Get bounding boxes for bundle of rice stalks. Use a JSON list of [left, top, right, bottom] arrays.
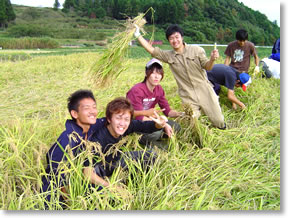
[[89, 9, 154, 86]]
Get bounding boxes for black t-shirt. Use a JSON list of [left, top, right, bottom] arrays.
[[207, 64, 239, 90], [89, 120, 158, 166]]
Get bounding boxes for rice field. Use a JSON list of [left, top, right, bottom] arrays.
[[0, 46, 280, 210]]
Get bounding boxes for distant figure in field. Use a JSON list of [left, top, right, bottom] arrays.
[[126, 58, 182, 147], [224, 29, 260, 74], [134, 24, 226, 129], [207, 64, 252, 110]]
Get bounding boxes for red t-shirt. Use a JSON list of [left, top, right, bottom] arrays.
[[225, 40, 257, 72], [126, 82, 171, 120]]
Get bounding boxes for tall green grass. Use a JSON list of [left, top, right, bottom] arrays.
[[0, 49, 280, 210]]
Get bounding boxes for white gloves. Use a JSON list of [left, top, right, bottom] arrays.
[[134, 24, 141, 38], [254, 66, 259, 74]]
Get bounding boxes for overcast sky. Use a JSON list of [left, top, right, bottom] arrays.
[[10, 0, 281, 26], [239, 0, 281, 26]]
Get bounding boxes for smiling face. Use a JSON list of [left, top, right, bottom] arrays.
[[107, 110, 131, 138], [168, 32, 184, 51], [71, 98, 98, 132]]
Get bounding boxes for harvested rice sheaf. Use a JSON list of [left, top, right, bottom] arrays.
[[89, 13, 149, 86]]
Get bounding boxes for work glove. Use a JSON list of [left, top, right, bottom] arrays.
[[134, 24, 141, 38], [254, 66, 260, 74]]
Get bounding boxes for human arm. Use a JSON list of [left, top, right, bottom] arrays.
[[83, 167, 109, 187], [163, 123, 173, 138], [224, 56, 231, 66], [227, 89, 246, 110], [168, 109, 183, 118], [83, 167, 128, 194], [148, 112, 173, 137], [253, 53, 260, 73], [134, 25, 155, 55], [133, 108, 166, 120]]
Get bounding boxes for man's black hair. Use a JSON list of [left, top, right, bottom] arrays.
[[67, 89, 96, 115], [165, 24, 184, 40], [236, 29, 248, 41]]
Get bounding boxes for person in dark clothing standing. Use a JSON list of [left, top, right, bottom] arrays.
[[207, 64, 252, 110], [83, 97, 171, 189], [41, 89, 105, 208]]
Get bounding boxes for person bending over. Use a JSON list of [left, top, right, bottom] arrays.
[[207, 64, 252, 110]]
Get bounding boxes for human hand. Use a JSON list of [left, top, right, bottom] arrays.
[[232, 103, 237, 110], [108, 183, 133, 200], [210, 49, 219, 61], [179, 112, 185, 117], [164, 123, 173, 138], [134, 24, 141, 38], [168, 110, 184, 118], [146, 108, 165, 118], [240, 103, 246, 110], [254, 66, 259, 74], [149, 111, 168, 128]]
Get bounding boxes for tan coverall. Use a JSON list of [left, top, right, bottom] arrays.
[[152, 44, 225, 128]]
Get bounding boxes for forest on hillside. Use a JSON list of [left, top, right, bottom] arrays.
[[60, 0, 280, 45], [0, 0, 280, 46]]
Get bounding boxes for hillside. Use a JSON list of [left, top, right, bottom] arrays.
[[1, 0, 280, 46], [180, 0, 280, 45], [58, 0, 280, 45]]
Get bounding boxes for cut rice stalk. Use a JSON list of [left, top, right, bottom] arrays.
[[89, 8, 154, 87]]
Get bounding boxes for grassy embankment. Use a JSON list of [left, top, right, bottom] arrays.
[[0, 46, 280, 210]]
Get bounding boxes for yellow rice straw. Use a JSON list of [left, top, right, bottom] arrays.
[[89, 8, 154, 87]]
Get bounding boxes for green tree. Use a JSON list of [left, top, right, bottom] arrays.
[[5, 0, 15, 21], [63, 0, 76, 12], [0, 0, 7, 28], [0, 0, 15, 28], [95, 7, 106, 18], [53, 0, 61, 11]]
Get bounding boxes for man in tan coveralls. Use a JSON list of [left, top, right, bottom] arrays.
[[134, 24, 226, 129]]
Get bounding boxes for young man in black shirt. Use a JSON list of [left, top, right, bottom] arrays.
[[83, 97, 172, 189]]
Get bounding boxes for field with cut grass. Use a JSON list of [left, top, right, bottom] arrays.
[[0, 46, 280, 210]]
